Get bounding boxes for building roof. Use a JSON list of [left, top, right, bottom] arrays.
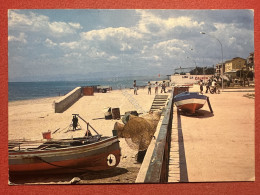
[[232, 57, 246, 60], [224, 57, 246, 64]]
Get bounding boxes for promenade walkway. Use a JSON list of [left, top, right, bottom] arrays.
[[168, 85, 255, 182]]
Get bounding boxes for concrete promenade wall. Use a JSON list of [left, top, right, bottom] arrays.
[[54, 87, 82, 113]]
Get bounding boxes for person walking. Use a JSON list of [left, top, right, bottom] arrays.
[[161, 81, 166, 93], [205, 79, 211, 93], [212, 79, 217, 93], [199, 80, 204, 94], [133, 80, 138, 95], [148, 81, 151, 95], [155, 81, 158, 95]]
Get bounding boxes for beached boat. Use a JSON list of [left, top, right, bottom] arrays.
[[174, 92, 208, 114], [8, 135, 121, 175]]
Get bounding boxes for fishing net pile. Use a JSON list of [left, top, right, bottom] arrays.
[[114, 111, 161, 151]]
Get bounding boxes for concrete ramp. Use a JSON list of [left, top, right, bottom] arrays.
[[54, 87, 82, 113]]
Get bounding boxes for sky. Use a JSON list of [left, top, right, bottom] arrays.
[[8, 9, 254, 82]]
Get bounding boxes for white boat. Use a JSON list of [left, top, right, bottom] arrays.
[[174, 92, 207, 114]]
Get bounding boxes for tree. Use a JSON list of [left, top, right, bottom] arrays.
[[236, 68, 253, 86], [189, 67, 203, 75], [205, 67, 215, 74], [189, 67, 214, 75]]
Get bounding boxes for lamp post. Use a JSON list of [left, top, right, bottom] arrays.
[[200, 32, 224, 91], [190, 48, 206, 82]]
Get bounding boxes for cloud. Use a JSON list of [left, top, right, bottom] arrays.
[[48, 21, 81, 36], [8, 10, 82, 37], [8, 10, 34, 27], [69, 22, 82, 29], [59, 41, 80, 50], [45, 38, 57, 47], [8, 10, 254, 82], [81, 27, 143, 41], [108, 56, 119, 61], [64, 52, 82, 58], [8, 32, 27, 43], [8, 10, 49, 31], [136, 10, 204, 36]]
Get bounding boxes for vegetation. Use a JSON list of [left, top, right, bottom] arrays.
[[189, 67, 215, 75], [236, 68, 254, 87]]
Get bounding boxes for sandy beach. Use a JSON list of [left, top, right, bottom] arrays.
[[8, 87, 160, 184]]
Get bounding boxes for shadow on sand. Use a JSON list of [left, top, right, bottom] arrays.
[[179, 109, 214, 118], [79, 167, 129, 180], [9, 167, 130, 185]]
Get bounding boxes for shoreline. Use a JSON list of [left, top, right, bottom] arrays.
[[8, 76, 169, 102], [8, 87, 136, 103], [8, 86, 159, 104], [8, 84, 255, 102], [8, 85, 255, 109], [8, 96, 59, 105]]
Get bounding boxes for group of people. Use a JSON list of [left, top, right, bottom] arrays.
[[133, 80, 167, 95], [199, 79, 218, 94]]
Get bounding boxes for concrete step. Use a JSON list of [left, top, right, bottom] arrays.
[[155, 95, 168, 98], [149, 95, 169, 112], [152, 102, 166, 105]]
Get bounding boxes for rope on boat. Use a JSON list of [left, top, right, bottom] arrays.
[[34, 156, 96, 172]]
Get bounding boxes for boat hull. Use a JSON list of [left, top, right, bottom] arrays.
[[9, 136, 121, 174], [174, 92, 207, 113]]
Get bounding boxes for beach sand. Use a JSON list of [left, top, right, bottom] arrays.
[[8, 87, 162, 184]]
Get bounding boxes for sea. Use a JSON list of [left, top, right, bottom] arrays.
[[8, 75, 168, 102]]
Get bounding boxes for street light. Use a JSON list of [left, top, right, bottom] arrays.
[[200, 31, 224, 91]]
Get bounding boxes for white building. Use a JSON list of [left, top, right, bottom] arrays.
[[170, 74, 214, 85]]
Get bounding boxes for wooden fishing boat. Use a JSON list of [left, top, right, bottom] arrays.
[[174, 92, 207, 114], [9, 135, 121, 175]]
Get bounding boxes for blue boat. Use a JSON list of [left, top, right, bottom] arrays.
[[174, 92, 207, 114]]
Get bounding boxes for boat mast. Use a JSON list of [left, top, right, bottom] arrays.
[[72, 114, 100, 135]]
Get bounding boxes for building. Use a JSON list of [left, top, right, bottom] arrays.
[[246, 52, 255, 82], [247, 52, 254, 71], [215, 63, 225, 76], [223, 57, 247, 82], [170, 74, 214, 85], [224, 57, 246, 72]]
